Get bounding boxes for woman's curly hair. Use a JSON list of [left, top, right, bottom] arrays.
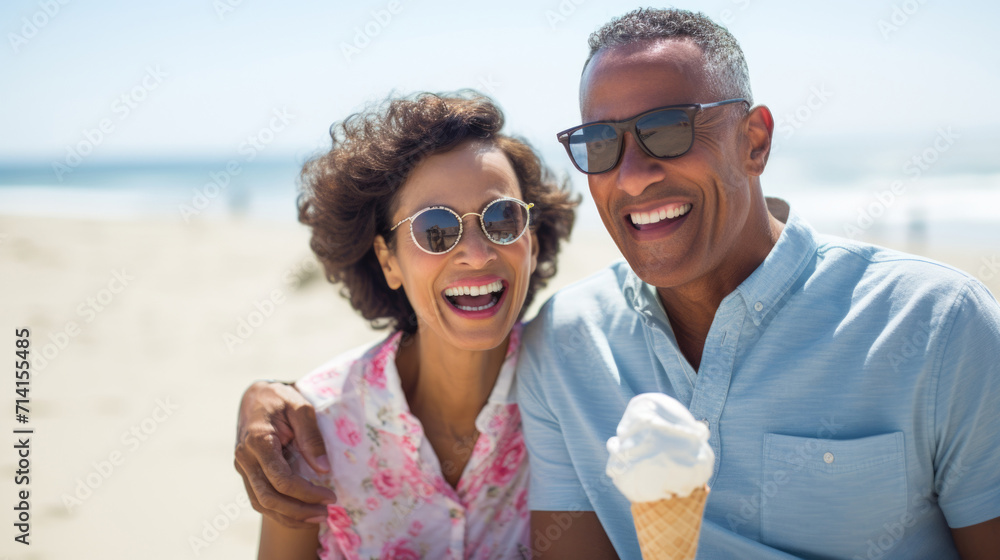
[[298, 91, 579, 334]]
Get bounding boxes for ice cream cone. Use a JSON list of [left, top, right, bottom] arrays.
[[631, 485, 709, 560]]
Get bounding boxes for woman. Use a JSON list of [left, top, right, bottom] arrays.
[[257, 91, 577, 559]]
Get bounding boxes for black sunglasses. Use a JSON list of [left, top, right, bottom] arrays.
[[556, 98, 749, 174]]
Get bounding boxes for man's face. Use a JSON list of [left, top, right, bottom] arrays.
[[580, 39, 754, 290]]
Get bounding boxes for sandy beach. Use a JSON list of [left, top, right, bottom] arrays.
[[0, 213, 996, 559]]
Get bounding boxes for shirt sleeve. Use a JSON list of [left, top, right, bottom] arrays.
[[932, 278, 1000, 528], [515, 319, 593, 512]]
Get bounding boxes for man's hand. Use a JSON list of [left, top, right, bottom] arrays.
[[234, 380, 336, 529]]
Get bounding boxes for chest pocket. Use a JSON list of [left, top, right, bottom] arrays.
[[761, 432, 906, 558]]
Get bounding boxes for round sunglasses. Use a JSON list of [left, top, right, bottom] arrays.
[[389, 197, 534, 255], [556, 98, 749, 174]]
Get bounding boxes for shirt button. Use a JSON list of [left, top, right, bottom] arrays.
[[823, 452, 835, 464], [754, 302, 764, 312]]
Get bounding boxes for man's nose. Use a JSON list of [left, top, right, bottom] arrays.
[[615, 132, 668, 197]]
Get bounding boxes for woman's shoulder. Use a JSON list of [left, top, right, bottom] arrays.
[[295, 331, 403, 411]]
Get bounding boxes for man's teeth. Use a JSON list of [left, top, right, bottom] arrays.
[[443, 280, 504, 297], [630, 203, 692, 226]]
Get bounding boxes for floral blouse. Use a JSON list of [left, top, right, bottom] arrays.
[[292, 324, 530, 560]]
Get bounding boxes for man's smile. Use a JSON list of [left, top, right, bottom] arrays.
[[628, 202, 692, 230]]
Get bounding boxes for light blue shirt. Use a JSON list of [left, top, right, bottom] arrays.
[[516, 211, 1000, 559]]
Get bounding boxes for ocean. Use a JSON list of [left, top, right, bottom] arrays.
[[1, 137, 998, 251]]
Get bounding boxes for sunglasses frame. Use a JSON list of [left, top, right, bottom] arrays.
[[556, 98, 750, 175], [389, 196, 535, 255]]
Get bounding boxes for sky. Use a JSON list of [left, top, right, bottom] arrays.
[[3, 0, 999, 170]]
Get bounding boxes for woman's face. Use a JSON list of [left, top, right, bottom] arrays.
[[375, 140, 538, 351]]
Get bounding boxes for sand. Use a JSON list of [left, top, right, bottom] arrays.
[[0, 213, 995, 559]]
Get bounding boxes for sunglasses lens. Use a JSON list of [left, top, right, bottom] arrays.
[[482, 200, 529, 245], [411, 209, 461, 253], [567, 124, 620, 174], [636, 109, 692, 158]]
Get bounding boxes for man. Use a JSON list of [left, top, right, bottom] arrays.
[[235, 9, 1000, 558]]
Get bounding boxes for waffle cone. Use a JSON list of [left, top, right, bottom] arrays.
[[631, 485, 709, 560]]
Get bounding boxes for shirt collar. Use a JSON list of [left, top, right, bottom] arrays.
[[735, 209, 818, 325], [625, 207, 819, 327], [371, 323, 523, 437]]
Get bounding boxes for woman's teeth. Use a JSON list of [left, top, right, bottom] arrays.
[[629, 203, 692, 226], [443, 280, 503, 297], [454, 299, 498, 312]]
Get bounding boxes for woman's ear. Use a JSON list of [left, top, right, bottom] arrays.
[[373, 235, 403, 290], [529, 230, 540, 276]]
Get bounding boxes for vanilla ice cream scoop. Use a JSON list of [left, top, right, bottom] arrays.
[[606, 393, 714, 502]]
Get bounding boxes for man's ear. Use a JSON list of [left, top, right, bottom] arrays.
[[373, 235, 403, 290], [743, 105, 774, 177]]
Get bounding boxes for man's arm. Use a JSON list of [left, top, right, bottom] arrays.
[[934, 281, 1000, 556], [234, 380, 337, 528], [531, 511, 619, 560], [951, 517, 1000, 560]]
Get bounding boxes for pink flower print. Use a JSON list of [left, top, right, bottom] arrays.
[[516, 488, 529, 517], [335, 417, 362, 447], [372, 469, 401, 499], [407, 519, 423, 537], [507, 324, 522, 357], [488, 410, 507, 432], [365, 496, 379, 511], [400, 455, 423, 484], [400, 435, 417, 454], [400, 412, 422, 435], [326, 506, 353, 530], [334, 527, 362, 559], [365, 344, 392, 389], [473, 435, 491, 458], [381, 538, 420, 560], [487, 430, 525, 486]]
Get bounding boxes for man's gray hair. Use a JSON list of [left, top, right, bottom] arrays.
[[585, 8, 753, 105]]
